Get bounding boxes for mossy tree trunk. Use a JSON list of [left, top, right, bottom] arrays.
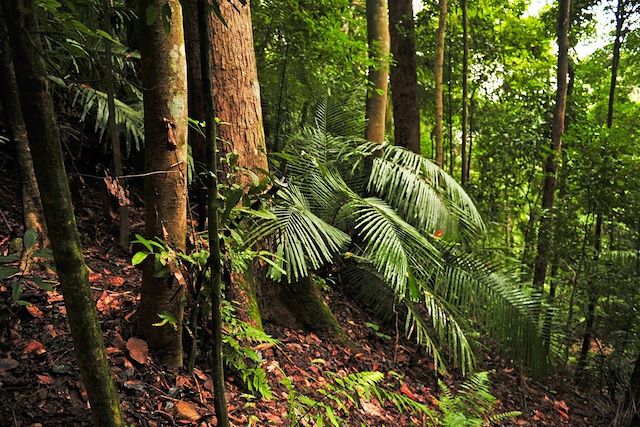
[[0, 19, 46, 240], [365, 0, 390, 144], [388, 0, 420, 154], [138, 0, 188, 369], [1, 0, 123, 425]]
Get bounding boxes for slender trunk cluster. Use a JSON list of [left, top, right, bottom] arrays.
[[460, 0, 469, 185], [365, 0, 390, 143], [1, 0, 123, 424], [137, 0, 188, 368]]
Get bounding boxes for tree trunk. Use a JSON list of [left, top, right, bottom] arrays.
[[434, 0, 447, 166], [447, 39, 454, 175], [388, 0, 420, 153], [365, 0, 390, 143], [210, 0, 267, 328], [467, 91, 474, 181], [607, 0, 624, 129], [0, 21, 45, 239], [531, 0, 571, 291], [197, 1, 229, 424], [1, 1, 123, 424], [103, 0, 129, 248], [460, 0, 469, 185], [182, 0, 208, 229], [621, 351, 640, 425], [138, 0, 188, 369]]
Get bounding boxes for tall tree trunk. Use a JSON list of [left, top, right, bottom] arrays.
[[460, 0, 469, 185], [103, 0, 129, 248], [183, 0, 208, 229], [531, 0, 571, 291], [467, 90, 474, 181], [434, 0, 447, 166], [138, 0, 188, 368], [365, 0, 390, 143], [0, 21, 45, 239], [197, 2, 229, 424], [447, 40, 454, 175], [607, 0, 624, 129], [388, 0, 420, 153], [210, 0, 267, 328], [1, 1, 123, 424]]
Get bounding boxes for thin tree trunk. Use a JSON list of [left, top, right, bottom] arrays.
[[365, 0, 390, 143], [0, 20, 45, 239], [388, 0, 420, 153], [210, 0, 267, 328], [197, 1, 229, 424], [607, 0, 624, 129], [434, 0, 446, 166], [531, 0, 571, 291], [1, 0, 123, 424], [138, 0, 188, 368], [467, 90, 474, 181], [460, 0, 469, 185], [183, 0, 208, 229], [103, 0, 129, 248], [447, 40, 454, 175]]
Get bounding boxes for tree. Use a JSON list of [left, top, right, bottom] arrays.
[[0, 20, 45, 240], [531, 0, 571, 292], [460, 0, 469, 185], [1, 0, 123, 424], [434, 0, 447, 167], [365, 0, 390, 143], [197, 1, 229, 425], [209, 0, 268, 328], [388, 0, 420, 153], [137, 0, 188, 368]]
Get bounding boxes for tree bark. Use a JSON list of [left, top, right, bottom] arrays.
[[210, 0, 267, 328], [460, 0, 469, 185], [103, 0, 129, 248], [365, 0, 390, 143], [607, 0, 625, 129], [183, 0, 208, 229], [531, 0, 571, 291], [1, 1, 123, 425], [621, 351, 640, 425], [434, 0, 447, 166], [197, 1, 229, 424], [138, 0, 188, 368], [388, 0, 420, 153], [0, 20, 45, 239]]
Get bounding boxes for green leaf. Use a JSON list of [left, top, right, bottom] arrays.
[[0, 267, 20, 278], [30, 277, 54, 292], [132, 252, 150, 266], [23, 228, 38, 250], [153, 311, 178, 330]]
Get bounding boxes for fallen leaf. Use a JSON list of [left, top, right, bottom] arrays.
[[88, 272, 102, 283], [360, 398, 383, 417], [124, 380, 145, 392], [37, 374, 55, 385], [24, 340, 46, 355], [0, 357, 19, 372], [126, 337, 149, 364], [108, 276, 125, 286], [96, 291, 113, 313], [103, 176, 131, 207], [174, 400, 200, 421], [400, 382, 418, 400], [26, 305, 43, 318]]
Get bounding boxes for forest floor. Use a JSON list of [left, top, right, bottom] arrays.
[[0, 170, 611, 426]]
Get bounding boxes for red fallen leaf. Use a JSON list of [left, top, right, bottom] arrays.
[[174, 400, 200, 421], [108, 276, 125, 286], [96, 291, 112, 313], [175, 375, 193, 388], [24, 340, 46, 355], [193, 368, 208, 381], [26, 305, 44, 318], [88, 272, 102, 283], [554, 400, 570, 419], [37, 374, 55, 385], [126, 337, 149, 364], [46, 291, 64, 303], [400, 382, 418, 400], [434, 229, 443, 238]]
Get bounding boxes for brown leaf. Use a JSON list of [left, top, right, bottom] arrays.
[[400, 382, 418, 400], [163, 118, 178, 150], [37, 374, 55, 385], [88, 272, 103, 283], [174, 400, 200, 421], [24, 340, 46, 355], [0, 357, 19, 372], [126, 337, 149, 364], [103, 176, 131, 207], [96, 291, 113, 313], [26, 305, 44, 318], [108, 276, 125, 287], [359, 398, 383, 417]]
